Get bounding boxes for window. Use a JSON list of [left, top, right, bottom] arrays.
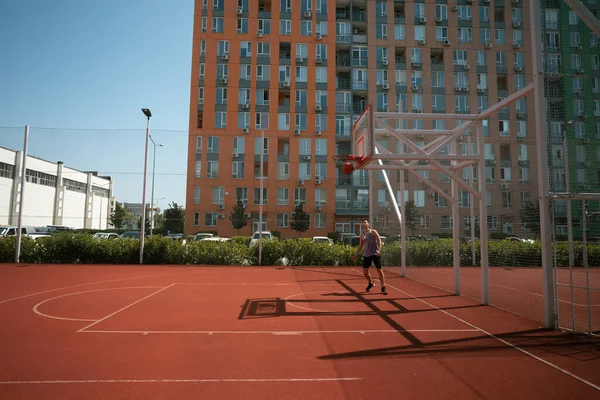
[[194, 212, 200, 226], [194, 186, 200, 204], [280, 19, 291, 35], [277, 213, 289, 228], [212, 17, 224, 33], [257, 42, 270, 56], [253, 188, 268, 205], [277, 162, 290, 180], [254, 136, 269, 155], [301, 20, 312, 36], [212, 186, 225, 205], [255, 112, 269, 129], [240, 41, 252, 57], [232, 161, 245, 179], [277, 188, 289, 205], [278, 113, 290, 130], [256, 65, 270, 81], [215, 111, 227, 128], [238, 112, 250, 129], [237, 18, 248, 34], [206, 161, 219, 178], [205, 213, 217, 227]]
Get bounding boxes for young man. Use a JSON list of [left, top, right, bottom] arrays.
[[352, 218, 387, 295]]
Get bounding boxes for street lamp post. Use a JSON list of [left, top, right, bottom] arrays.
[[149, 136, 163, 236], [140, 108, 152, 264]]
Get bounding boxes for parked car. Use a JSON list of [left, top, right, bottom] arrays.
[[312, 236, 333, 245], [92, 232, 119, 240], [249, 231, 274, 246], [504, 236, 535, 244], [199, 237, 231, 243], [342, 235, 361, 246], [0, 226, 37, 238], [120, 231, 140, 239], [194, 233, 215, 241]]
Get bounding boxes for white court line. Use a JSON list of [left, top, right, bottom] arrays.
[[77, 284, 174, 333], [0, 377, 362, 385], [80, 329, 478, 335], [351, 268, 600, 392], [32, 287, 164, 322], [426, 269, 600, 307], [0, 270, 205, 306]]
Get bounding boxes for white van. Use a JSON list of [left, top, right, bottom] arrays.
[[0, 226, 38, 238]]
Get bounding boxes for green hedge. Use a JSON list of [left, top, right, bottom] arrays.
[[1, 234, 599, 267]]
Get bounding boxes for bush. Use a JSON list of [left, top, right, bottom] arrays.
[[1, 234, 599, 267]]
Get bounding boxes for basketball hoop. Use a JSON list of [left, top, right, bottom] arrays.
[[332, 154, 363, 175]]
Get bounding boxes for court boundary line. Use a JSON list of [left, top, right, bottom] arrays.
[[0, 377, 362, 385], [354, 268, 600, 392], [79, 329, 479, 335], [77, 284, 174, 333]]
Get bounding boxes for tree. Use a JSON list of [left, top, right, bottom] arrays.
[[109, 202, 127, 229], [404, 199, 421, 236], [162, 202, 185, 235], [151, 208, 165, 234], [290, 203, 310, 237], [137, 212, 151, 233], [229, 200, 249, 235], [521, 200, 541, 238]]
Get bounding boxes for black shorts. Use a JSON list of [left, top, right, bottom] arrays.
[[363, 255, 382, 269]]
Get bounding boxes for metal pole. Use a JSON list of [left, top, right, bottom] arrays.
[[451, 140, 460, 295], [149, 136, 157, 236], [258, 131, 264, 266], [468, 138, 476, 265], [563, 128, 576, 331], [583, 208, 593, 334], [399, 170, 406, 277], [140, 117, 151, 264], [15, 126, 29, 263], [477, 121, 489, 305], [531, 0, 556, 328]]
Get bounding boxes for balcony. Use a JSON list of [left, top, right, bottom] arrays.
[[336, 103, 352, 113]]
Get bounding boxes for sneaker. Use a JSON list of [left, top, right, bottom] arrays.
[[365, 282, 374, 292], [381, 287, 387, 295]]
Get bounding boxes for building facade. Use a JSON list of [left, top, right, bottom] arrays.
[[0, 146, 114, 230], [185, 0, 540, 239]]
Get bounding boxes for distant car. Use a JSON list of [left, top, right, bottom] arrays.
[[92, 233, 119, 240], [249, 231, 274, 246], [504, 236, 535, 244], [194, 233, 215, 241], [199, 237, 231, 243], [342, 235, 361, 246], [120, 231, 140, 239], [0, 226, 37, 238], [312, 236, 333, 245]]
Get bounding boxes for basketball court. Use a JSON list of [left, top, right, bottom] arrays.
[[0, 264, 599, 399]]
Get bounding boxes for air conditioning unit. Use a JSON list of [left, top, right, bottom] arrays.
[[256, 32, 263, 38], [282, 81, 290, 87], [296, 57, 304, 63], [489, 160, 496, 165], [518, 160, 527, 166], [436, 17, 443, 23], [454, 86, 462, 92], [513, 44, 521, 49], [416, 134, 425, 139], [220, 78, 228, 85], [419, 16, 427, 23], [218, 214, 225, 219], [584, 185, 591, 191], [517, 112, 526, 118], [484, 0, 490, 3], [466, 0, 473, 3], [514, 66, 523, 72], [218, 204, 225, 210], [463, 64, 470, 70], [412, 62, 421, 68], [297, 180, 304, 185], [452, 6, 459, 11], [221, 54, 229, 60], [315, 206, 321, 211], [245, 213, 252, 218], [303, 155, 311, 161], [315, 105, 322, 111], [236, 7, 243, 14], [293, 129, 301, 135], [517, 137, 524, 142], [382, 83, 390, 90], [576, 68, 584, 74], [412, 85, 419, 91], [462, 86, 470, 92], [419, 39, 426, 45], [232, 153, 239, 158], [575, 45, 583, 51], [485, 43, 492, 49], [428, 191, 435, 197], [500, 183, 508, 190], [443, 39, 451, 46], [316, 34, 322, 40], [303, 11, 312, 18], [477, 86, 485, 93], [315, 178, 322, 184], [457, 135, 465, 141], [583, 138, 590, 144], [242, 103, 249, 109], [382, 59, 389, 66], [512, 0, 519, 3], [512, 21, 521, 29], [316, 57, 323, 64], [242, 128, 250, 134]]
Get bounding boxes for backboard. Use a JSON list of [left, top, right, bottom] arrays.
[[352, 104, 373, 169]]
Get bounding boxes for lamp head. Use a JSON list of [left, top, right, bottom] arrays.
[[141, 108, 152, 118]]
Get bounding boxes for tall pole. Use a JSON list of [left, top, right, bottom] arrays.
[[149, 136, 157, 236], [258, 131, 264, 265], [15, 125, 29, 263], [531, 0, 556, 328], [140, 110, 151, 264]]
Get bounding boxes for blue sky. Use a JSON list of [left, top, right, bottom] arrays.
[[0, 0, 194, 208]]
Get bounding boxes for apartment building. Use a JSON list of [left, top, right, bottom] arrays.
[[186, 0, 539, 239], [544, 0, 600, 239]]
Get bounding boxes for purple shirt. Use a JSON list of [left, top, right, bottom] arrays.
[[363, 230, 379, 257]]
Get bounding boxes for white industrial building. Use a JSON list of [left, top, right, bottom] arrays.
[[0, 146, 115, 230]]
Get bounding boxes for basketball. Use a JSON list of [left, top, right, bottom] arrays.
[[342, 161, 354, 175]]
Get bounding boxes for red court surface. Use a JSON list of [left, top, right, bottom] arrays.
[[1, 264, 599, 400]]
